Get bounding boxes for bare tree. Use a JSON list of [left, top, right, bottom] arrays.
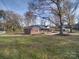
[[5, 11, 22, 32], [64, 0, 79, 33], [26, 0, 79, 35], [0, 10, 5, 18], [26, 0, 64, 35], [0, 10, 6, 31], [0, 10, 22, 32], [24, 1, 38, 27], [50, 0, 65, 35], [25, 11, 36, 26]]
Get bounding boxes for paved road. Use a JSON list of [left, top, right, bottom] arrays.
[[0, 32, 79, 37], [69, 33, 79, 35], [0, 35, 30, 37]]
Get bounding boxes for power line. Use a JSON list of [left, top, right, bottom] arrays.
[[0, 0, 10, 10]]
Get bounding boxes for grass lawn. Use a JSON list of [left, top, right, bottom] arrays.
[[0, 35, 79, 59]]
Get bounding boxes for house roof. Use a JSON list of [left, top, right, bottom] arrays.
[[24, 25, 49, 30]]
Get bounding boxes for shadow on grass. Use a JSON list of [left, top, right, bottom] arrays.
[[55, 33, 70, 36]]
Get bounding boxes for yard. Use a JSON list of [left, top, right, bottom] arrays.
[[0, 35, 79, 59]]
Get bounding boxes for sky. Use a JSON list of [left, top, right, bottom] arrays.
[[0, 0, 49, 25], [0, 0, 79, 16], [0, 0, 32, 15], [0, 0, 79, 24]]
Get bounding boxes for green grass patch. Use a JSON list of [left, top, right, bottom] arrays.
[[0, 35, 79, 59]]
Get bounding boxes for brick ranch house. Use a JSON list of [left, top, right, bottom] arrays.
[[24, 25, 54, 34]]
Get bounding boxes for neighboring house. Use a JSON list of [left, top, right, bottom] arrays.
[[24, 25, 52, 34], [24, 25, 41, 34]]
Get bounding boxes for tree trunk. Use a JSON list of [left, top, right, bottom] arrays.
[[59, 17, 63, 35], [68, 17, 73, 33], [57, 0, 63, 35], [58, 13, 63, 35], [69, 25, 73, 33]]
